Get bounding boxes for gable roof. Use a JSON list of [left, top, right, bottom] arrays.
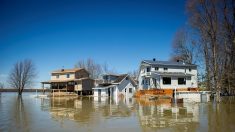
[[52, 68, 86, 74], [113, 74, 128, 83], [142, 60, 197, 67], [113, 74, 137, 86]]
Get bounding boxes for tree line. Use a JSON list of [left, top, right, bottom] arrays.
[[171, 0, 235, 101]]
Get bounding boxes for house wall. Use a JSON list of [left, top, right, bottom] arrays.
[[117, 77, 136, 98], [75, 84, 82, 91], [51, 73, 75, 80], [82, 79, 94, 91], [75, 70, 89, 79], [94, 89, 108, 97], [159, 76, 196, 89]]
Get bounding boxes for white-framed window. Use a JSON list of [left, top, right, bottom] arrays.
[[67, 74, 70, 78], [178, 78, 186, 85], [163, 77, 171, 85], [146, 67, 151, 72], [129, 88, 132, 93]]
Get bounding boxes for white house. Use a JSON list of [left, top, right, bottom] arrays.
[[93, 74, 137, 100], [138, 59, 198, 90]]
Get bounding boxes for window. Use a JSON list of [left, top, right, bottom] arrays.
[[189, 69, 192, 72], [164, 68, 168, 71], [67, 74, 70, 78], [129, 88, 132, 93], [178, 78, 186, 85], [56, 75, 59, 79], [155, 67, 159, 71], [163, 77, 171, 85], [146, 67, 151, 72], [145, 79, 149, 85], [126, 77, 128, 80], [142, 80, 144, 85]]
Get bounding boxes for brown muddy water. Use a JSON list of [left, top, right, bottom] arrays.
[[0, 93, 235, 132]]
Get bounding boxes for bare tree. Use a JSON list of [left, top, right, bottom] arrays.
[[186, 0, 235, 101], [9, 59, 37, 96], [75, 58, 103, 79], [128, 69, 139, 80], [170, 28, 198, 64], [0, 82, 4, 89], [101, 62, 117, 75]]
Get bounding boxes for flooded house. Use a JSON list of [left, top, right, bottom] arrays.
[[138, 59, 198, 90], [93, 74, 137, 100], [41, 68, 94, 95]]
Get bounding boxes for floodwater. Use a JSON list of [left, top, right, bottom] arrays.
[[0, 93, 235, 132]]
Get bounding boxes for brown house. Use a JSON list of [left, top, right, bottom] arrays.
[[41, 68, 94, 95]]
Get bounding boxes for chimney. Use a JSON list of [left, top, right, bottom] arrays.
[[153, 58, 156, 61]]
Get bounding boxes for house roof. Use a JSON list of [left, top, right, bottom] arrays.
[[51, 68, 85, 74], [95, 74, 137, 88], [153, 72, 193, 77], [113, 74, 128, 83], [142, 60, 197, 67]]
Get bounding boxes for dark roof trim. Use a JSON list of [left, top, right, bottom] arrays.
[[142, 60, 197, 67]]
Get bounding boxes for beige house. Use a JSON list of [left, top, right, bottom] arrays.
[[42, 68, 94, 95]]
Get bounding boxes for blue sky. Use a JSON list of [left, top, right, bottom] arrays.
[[0, 0, 187, 87]]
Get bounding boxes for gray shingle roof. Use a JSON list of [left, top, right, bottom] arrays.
[[142, 60, 197, 67]]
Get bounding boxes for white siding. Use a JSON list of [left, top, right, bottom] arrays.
[[117, 78, 136, 98], [51, 73, 75, 80], [138, 63, 198, 90]]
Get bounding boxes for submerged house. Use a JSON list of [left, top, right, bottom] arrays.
[[138, 59, 198, 90], [41, 68, 94, 95], [93, 74, 137, 99]]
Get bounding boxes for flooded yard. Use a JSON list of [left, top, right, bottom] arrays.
[[0, 93, 235, 132]]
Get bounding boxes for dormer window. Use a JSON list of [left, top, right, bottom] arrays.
[[66, 74, 70, 78], [164, 68, 168, 71]]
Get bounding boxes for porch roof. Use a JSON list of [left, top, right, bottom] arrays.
[[41, 77, 90, 84], [153, 72, 193, 77]]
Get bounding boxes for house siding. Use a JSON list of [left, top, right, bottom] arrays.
[[138, 61, 198, 90]]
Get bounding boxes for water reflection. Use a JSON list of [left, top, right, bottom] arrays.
[[40, 96, 201, 131], [136, 98, 199, 131], [41, 97, 134, 124], [6, 96, 31, 132], [1, 94, 235, 131]]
